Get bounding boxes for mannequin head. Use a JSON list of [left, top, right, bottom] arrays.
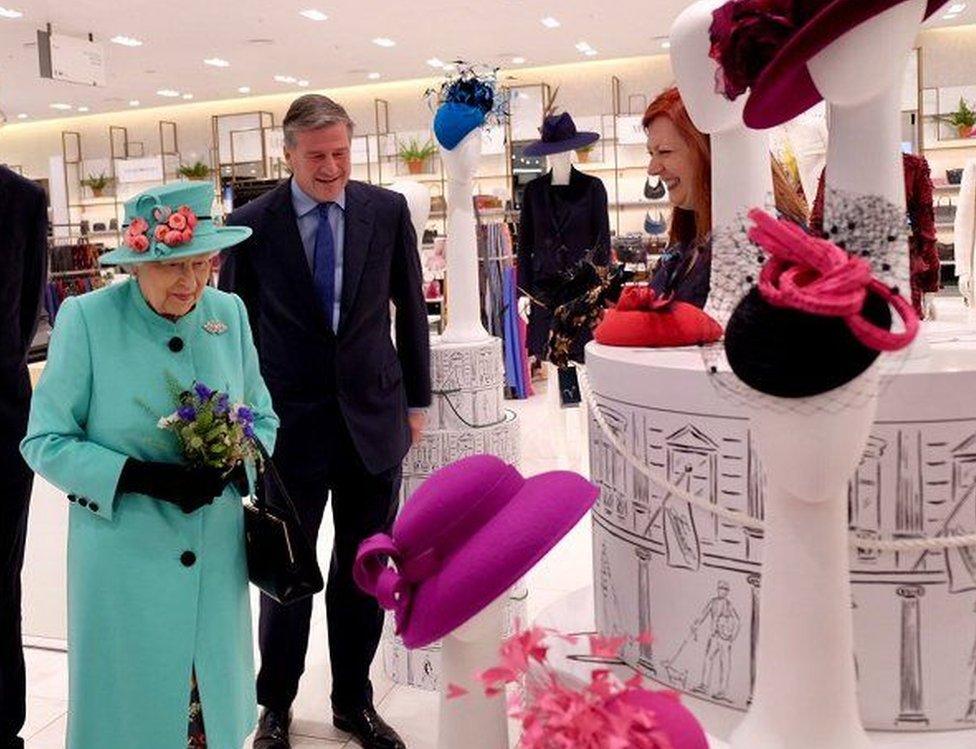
[[548, 150, 575, 184], [388, 180, 432, 241], [670, 0, 747, 134], [440, 127, 482, 181], [807, 0, 925, 106]]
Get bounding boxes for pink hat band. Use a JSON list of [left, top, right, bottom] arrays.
[[354, 464, 526, 632]]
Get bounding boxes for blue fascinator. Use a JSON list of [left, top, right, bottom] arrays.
[[429, 63, 508, 150]]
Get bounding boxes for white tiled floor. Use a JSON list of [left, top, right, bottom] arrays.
[[22, 378, 593, 748]]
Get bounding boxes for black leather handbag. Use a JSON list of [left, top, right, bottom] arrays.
[[243, 443, 324, 605]]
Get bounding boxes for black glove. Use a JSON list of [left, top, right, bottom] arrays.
[[119, 459, 227, 514]]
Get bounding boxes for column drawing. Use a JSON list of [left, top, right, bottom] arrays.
[[895, 431, 925, 570], [746, 431, 766, 522], [896, 585, 928, 726], [636, 547, 656, 675], [747, 573, 761, 704]]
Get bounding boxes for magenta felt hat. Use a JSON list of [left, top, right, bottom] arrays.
[[710, 0, 949, 129], [610, 690, 709, 749], [353, 454, 599, 649]]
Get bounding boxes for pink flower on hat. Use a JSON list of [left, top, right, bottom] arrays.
[[165, 229, 185, 246], [167, 212, 188, 231], [127, 233, 150, 253], [129, 217, 150, 235], [154, 224, 169, 242], [178, 204, 198, 229]]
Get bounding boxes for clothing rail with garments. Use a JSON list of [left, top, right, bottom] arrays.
[[475, 206, 532, 399]]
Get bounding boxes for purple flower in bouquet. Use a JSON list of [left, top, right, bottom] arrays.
[[214, 392, 231, 416], [194, 382, 215, 400], [178, 404, 197, 421], [233, 405, 254, 424]]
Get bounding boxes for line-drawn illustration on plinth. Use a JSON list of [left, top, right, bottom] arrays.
[[689, 580, 741, 703], [896, 584, 928, 726]]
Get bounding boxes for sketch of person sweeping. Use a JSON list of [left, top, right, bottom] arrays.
[[689, 580, 741, 702]]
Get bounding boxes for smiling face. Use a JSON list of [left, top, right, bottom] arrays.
[[646, 115, 702, 212], [135, 253, 216, 318], [285, 123, 351, 203]]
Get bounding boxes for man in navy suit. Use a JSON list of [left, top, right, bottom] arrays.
[[219, 95, 430, 749], [0, 165, 47, 749]]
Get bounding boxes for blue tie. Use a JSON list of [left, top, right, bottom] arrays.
[[312, 202, 336, 331]]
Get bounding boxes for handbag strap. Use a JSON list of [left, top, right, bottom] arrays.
[[253, 440, 307, 534]]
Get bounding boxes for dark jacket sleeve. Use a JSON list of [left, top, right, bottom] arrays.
[[219, 209, 261, 347], [591, 178, 612, 267], [21, 186, 48, 356], [516, 182, 535, 294], [389, 194, 431, 409]]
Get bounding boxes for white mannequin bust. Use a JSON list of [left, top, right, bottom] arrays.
[[388, 180, 431, 243], [439, 128, 490, 343], [548, 150, 574, 186], [670, 0, 773, 227]]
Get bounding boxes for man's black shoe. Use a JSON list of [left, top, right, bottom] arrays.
[[332, 705, 405, 749], [253, 706, 291, 749]]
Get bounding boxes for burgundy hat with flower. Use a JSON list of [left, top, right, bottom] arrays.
[[709, 0, 949, 128], [100, 180, 251, 266]]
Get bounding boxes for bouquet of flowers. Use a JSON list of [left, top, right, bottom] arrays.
[[447, 627, 702, 749], [157, 381, 262, 473]]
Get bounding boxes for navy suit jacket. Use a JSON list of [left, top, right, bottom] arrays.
[[0, 166, 47, 462], [219, 178, 431, 475]]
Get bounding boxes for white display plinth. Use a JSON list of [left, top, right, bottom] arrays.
[[383, 335, 521, 689], [587, 322, 976, 732], [21, 475, 69, 647]]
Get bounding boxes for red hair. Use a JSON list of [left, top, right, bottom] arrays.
[[642, 86, 712, 246]]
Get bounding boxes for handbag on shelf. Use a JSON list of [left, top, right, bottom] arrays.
[[947, 168, 964, 185], [934, 198, 956, 223], [243, 442, 324, 605]]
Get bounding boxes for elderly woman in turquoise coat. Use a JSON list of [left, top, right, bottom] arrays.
[[21, 182, 279, 749]]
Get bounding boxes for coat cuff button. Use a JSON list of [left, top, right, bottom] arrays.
[[89, 502, 100, 513], [78, 498, 89, 508], [67, 494, 77, 502]]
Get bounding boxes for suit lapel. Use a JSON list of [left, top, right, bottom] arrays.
[[339, 181, 374, 333], [267, 179, 331, 333]]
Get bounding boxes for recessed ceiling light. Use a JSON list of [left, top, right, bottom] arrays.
[[110, 35, 142, 47], [297, 79, 309, 87], [575, 41, 592, 52], [156, 89, 180, 97], [541, 16, 560, 28], [299, 9, 328, 21], [512, 56, 526, 64], [947, 2, 966, 12], [584, 49, 598, 56], [274, 74, 297, 83], [17, 113, 28, 119], [943, 11, 960, 18], [661, 40, 671, 49], [182, 93, 194, 100], [372, 37, 395, 47], [129, 100, 140, 107], [426, 57, 445, 68], [0, 5, 23, 18], [238, 86, 251, 93], [204, 57, 230, 67], [49, 103, 72, 110], [77, 106, 90, 112], [368, 72, 381, 80]]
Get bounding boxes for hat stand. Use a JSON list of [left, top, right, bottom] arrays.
[[730, 4, 926, 747], [437, 594, 508, 749], [439, 128, 491, 344], [669, 0, 774, 326]]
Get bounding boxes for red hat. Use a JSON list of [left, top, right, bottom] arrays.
[[594, 286, 723, 348], [709, 0, 949, 129]]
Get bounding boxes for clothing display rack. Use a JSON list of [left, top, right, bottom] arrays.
[[475, 202, 532, 399], [45, 240, 109, 324]]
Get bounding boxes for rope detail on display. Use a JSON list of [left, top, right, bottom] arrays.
[[431, 388, 512, 429], [576, 365, 976, 554]]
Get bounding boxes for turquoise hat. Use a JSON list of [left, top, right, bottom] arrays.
[[100, 181, 251, 266]]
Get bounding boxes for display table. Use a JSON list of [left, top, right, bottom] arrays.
[[586, 321, 976, 732]]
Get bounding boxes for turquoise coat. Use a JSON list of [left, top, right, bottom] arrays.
[[21, 279, 279, 749]]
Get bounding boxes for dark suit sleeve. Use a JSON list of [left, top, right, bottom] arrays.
[[20, 187, 48, 356], [218, 211, 261, 347], [591, 179, 611, 267], [516, 183, 535, 294], [390, 194, 431, 408]]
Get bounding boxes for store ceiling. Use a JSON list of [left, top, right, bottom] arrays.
[[1, 0, 973, 123]]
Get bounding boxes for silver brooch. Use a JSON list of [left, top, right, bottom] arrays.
[[203, 319, 228, 335]]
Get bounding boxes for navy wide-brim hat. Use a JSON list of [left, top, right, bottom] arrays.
[[733, 0, 950, 128], [523, 112, 600, 157]]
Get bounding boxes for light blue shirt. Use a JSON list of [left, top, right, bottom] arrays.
[[291, 178, 345, 331]]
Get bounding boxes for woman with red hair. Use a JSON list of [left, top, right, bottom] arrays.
[[644, 86, 807, 307]]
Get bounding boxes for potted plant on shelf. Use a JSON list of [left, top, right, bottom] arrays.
[[178, 161, 211, 179], [397, 137, 437, 174], [575, 143, 596, 163], [81, 172, 113, 198], [937, 97, 976, 139]]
